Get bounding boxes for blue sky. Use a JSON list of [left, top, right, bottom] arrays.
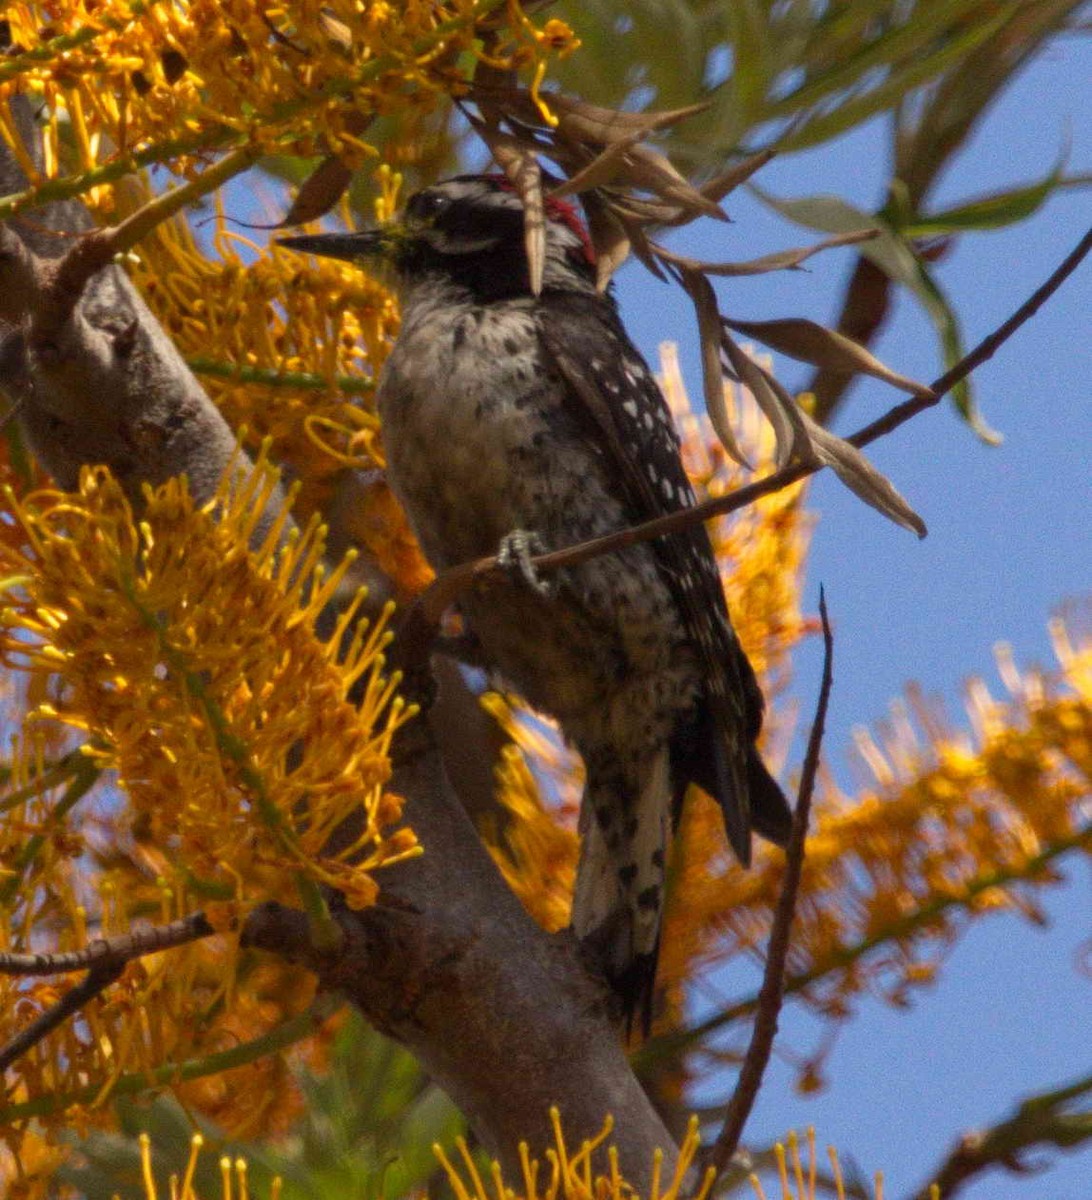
[[612, 32, 1091, 1200]]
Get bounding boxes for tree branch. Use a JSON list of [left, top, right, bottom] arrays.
[[0, 913, 220, 1073], [407, 222, 1092, 639], [0, 96, 286, 534], [242, 715, 680, 1183], [909, 1072, 1092, 1200], [0, 963, 124, 1073], [638, 819, 1092, 1072], [701, 590, 833, 1186], [0, 911, 217, 977]]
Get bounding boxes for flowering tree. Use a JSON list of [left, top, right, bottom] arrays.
[[0, 3, 1088, 1198]]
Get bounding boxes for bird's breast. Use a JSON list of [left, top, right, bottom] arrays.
[[377, 302, 565, 566]]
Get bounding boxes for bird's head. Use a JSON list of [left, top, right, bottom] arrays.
[[278, 174, 598, 302]]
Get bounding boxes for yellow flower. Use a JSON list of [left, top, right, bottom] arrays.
[[538, 19, 581, 59], [0, 454, 416, 1138], [436, 1111, 714, 1200], [0, 2, 574, 194], [0, 458, 418, 906], [436, 1113, 907, 1200]]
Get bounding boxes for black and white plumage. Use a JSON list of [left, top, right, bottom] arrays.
[[280, 176, 792, 1031]]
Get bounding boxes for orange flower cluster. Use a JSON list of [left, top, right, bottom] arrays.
[[437, 1113, 903, 1200], [0, 457, 414, 1142], [0, 1, 576, 201], [481, 692, 580, 934], [22, 1114, 902, 1200], [652, 615, 1092, 1093]]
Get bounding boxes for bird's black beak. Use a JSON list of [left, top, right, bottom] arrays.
[[276, 229, 393, 263]]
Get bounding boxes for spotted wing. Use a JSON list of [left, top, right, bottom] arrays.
[[536, 290, 769, 862]]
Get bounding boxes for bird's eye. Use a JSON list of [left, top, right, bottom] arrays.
[[407, 191, 449, 221]]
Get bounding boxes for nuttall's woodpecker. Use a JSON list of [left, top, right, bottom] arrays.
[[280, 175, 792, 1031]]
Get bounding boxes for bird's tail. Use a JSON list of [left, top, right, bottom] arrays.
[[571, 749, 672, 1036], [747, 744, 793, 846], [676, 700, 794, 863]]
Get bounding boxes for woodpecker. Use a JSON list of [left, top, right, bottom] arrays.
[[281, 176, 792, 1031]]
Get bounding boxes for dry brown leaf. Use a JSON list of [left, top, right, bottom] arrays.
[[516, 156, 546, 297], [654, 230, 878, 277], [469, 87, 710, 143], [722, 331, 925, 534], [478, 128, 545, 295], [804, 417, 927, 537], [623, 144, 727, 221], [551, 94, 710, 142], [720, 332, 809, 470], [726, 316, 935, 398], [700, 149, 777, 202], [612, 194, 689, 224], [680, 269, 749, 467], [618, 213, 667, 282], [548, 135, 643, 197], [283, 156, 353, 225], [650, 150, 777, 227], [582, 191, 631, 292]]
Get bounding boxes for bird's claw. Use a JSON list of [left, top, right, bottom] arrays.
[[497, 529, 552, 597]]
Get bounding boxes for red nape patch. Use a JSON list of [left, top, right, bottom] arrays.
[[545, 195, 596, 266], [487, 173, 596, 266]]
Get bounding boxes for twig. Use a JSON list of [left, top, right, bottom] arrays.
[[848, 223, 1092, 451], [0, 994, 343, 1123], [0, 963, 122, 1072], [407, 224, 1092, 637], [0, 912, 217, 1072], [31, 145, 259, 343], [0, 911, 217, 976], [910, 1071, 1092, 1200], [186, 356, 376, 395], [699, 588, 834, 1188], [636, 819, 1092, 1071]]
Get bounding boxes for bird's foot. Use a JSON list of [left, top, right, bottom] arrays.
[[497, 528, 552, 597]]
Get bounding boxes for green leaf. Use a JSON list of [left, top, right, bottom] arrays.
[[746, 187, 877, 234], [780, 6, 1016, 149], [725, 0, 770, 123], [747, 186, 921, 285], [749, 185, 1002, 441], [901, 154, 1071, 236], [769, 0, 1009, 121], [725, 316, 933, 397], [912, 256, 1002, 444]]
